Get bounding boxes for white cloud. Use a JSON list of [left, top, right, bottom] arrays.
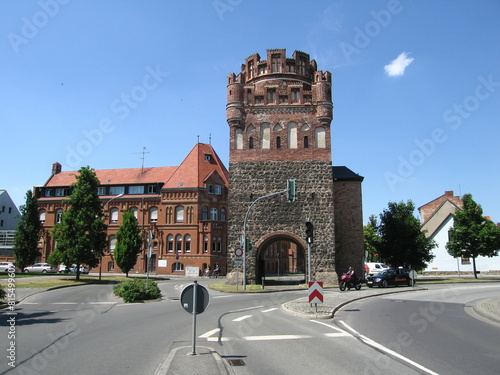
[[384, 52, 414, 77]]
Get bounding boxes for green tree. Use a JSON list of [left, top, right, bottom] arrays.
[[14, 190, 42, 270], [363, 214, 381, 262], [115, 211, 144, 277], [377, 200, 436, 270], [50, 167, 108, 280], [446, 194, 500, 279]]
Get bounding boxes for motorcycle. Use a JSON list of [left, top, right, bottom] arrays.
[[339, 273, 362, 291]]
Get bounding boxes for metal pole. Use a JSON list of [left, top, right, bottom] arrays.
[[243, 188, 289, 291], [191, 280, 198, 355], [307, 242, 311, 283]]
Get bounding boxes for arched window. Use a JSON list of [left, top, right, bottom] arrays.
[[149, 207, 158, 223], [304, 136, 309, 149], [235, 129, 243, 150], [172, 262, 184, 272], [220, 208, 226, 221], [203, 236, 209, 253], [288, 122, 298, 148], [176, 234, 182, 253], [130, 207, 138, 219], [260, 123, 270, 149], [276, 136, 281, 149], [55, 209, 63, 224], [167, 234, 174, 252], [210, 208, 218, 221], [175, 206, 184, 223], [109, 236, 117, 253], [249, 136, 254, 149], [184, 234, 191, 252], [315, 127, 326, 148], [39, 210, 46, 223], [110, 208, 119, 223], [202, 207, 208, 220], [273, 124, 283, 132]]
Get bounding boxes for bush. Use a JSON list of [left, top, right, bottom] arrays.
[[0, 284, 5, 300], [113, 279, 161, 303]]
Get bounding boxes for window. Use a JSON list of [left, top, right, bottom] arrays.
[[304, 136, 309, 148], [315, 127, 326, 148], [220, 208, 226, 221], [214, 185, 222, 195], [45, 189, 53, 197], [291, 89, 300, 103], [184, 235, 191, 252], [55, 188, 66, 197], [248, 60, 254, 79], [288, 122, 298, 148], [246, 89, 252, 104], [110, 208, 119, 223], [172, 262, 184, 272], [260, 123, 270, 149], [255, 96, 264, 104], [150, 207, 158, 222], [130, 207, 138, 219], [167, 234, 174, 252], [271, 54, 281, 73], [208, 185, 214, 194], [202, 207, 208, 220], [249, 137, 254, 149], [39, 210, 46, 223], [129, 186, 144, 194], [98, 187, 107, 195], [175, 206, 184, 222], [217, 237, 222, 253], [176, 235, 182, 252], [267, 89, 276, 104], [276, 136, 281, 149], [210, 208, 218, 221], [203, 236, 209, 253], [148, 185, 157, 193], [279, 95, 288, 104], [235, 129, 243, 150], [204, 154, 212, 162], [109, 236, 117, 253], [108, 261, 114, 271], [110, 186, 125, 195], [55, 209, 63, 224]]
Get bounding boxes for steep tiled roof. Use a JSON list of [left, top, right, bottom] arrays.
[[43, 143, 228, 189], [164, 143, 229, 189]]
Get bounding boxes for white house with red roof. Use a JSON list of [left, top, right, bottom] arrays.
[[419, 191, 500, 274], [35, 143, 229, 276]]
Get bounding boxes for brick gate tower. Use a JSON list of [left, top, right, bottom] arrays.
[[227, 49, 364, 285]]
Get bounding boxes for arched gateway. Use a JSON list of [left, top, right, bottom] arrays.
[[227, 49, 364, 285]]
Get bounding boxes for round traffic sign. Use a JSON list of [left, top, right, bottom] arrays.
[[409, 270, 417, 280], [180, 282, 210, 314], [234, 247, 243, 257]]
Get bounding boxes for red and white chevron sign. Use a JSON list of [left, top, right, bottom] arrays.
[[308, 281, 324, 303]]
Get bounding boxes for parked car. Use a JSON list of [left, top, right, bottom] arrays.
[[364, 262, 391, 276], [23, 263, 57, 273], [58, 264, 89, 274], [366, 268, 415, 288], [0, 262, 21, 273]]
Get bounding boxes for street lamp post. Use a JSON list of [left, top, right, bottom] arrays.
[[100, 193, 124, 280]]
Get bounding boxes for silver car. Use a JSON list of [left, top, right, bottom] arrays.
[[23, 263, 57, 273], [0, 262, 20, 273]]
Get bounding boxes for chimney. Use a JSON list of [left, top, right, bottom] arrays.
[[52, 162, 62, 175]]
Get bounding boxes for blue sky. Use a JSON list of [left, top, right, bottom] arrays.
[[1, 0, 499, 224]]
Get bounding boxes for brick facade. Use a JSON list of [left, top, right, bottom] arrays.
[[227, 49, 364, 284]]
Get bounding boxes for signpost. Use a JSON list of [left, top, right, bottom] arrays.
[[180, 281, 210, 355], [308, 281, 324, 304]]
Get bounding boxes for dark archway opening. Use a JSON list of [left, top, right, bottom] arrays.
[[255, 236, 305, 285]]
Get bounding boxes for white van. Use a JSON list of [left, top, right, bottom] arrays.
[[365, 262, 390, 276]]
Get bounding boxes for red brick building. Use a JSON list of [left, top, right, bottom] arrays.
[[35, 143, 228, 276]]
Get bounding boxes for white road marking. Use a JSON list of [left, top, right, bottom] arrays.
[[261, 307, 278, 313], [199, 328, 220, 338], [339, 320, 440, 375], [233, 315, 252, 322]]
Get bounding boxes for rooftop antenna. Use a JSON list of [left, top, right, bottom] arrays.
[[133, 147, 150, 173], [209, 133, 212, 145], [197, 135, 200, 143]]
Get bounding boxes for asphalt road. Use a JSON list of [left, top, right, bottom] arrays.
[[334, 283, 500, 375], [2, 280, 499, 374]]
